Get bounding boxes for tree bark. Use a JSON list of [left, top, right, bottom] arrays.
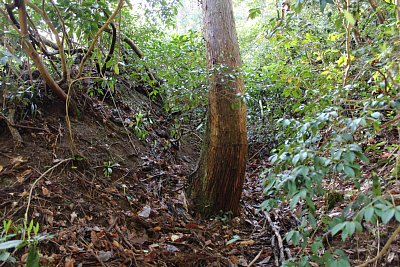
[[188, 0, 248, 217], [368, 0, 386, 24]]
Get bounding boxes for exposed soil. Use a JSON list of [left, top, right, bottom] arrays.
[[1, 80, 399, 266], [0, 82, 276, 267]]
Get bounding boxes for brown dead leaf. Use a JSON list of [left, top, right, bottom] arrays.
[[43, 209, 54, 225], [229, 255, 239, 264], [112, 240, 121, 248], [21, 253, 28, 263], [65, 257, 75, 267], [20, 191, 29, 197], [10, 156, 27, 167], [42, 186, 49, 196], [16, 169, 32, 183], [153, 226, 162, 231], [0, 165, 3, 173], [185, 223, 205, 230], [237, 240, 255, 246], [91, 231, 99, 246]]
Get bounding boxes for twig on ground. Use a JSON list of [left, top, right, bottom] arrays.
[[264, 211, 285, 264], [249, 144, 268, 161], [248, 248, 263, 267], [79, 237, 108, 267], [24, 158, 72, 223], [356, 224, 400, 267]]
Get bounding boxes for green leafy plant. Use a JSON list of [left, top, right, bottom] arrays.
[[0, 219, 52, 265], [103, 161, 120, 177]]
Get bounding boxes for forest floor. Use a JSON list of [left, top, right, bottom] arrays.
[[1, 81, 399, 266]]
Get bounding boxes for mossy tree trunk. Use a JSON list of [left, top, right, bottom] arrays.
[[188, 0, 248, 217]]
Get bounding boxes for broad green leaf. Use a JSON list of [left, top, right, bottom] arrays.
[[292, 231, 301, 246], [343, 11, 356, 26], [395, 209, 400, 222], [343, 165, 355, 178], [311, 240, 323, 254], [226, 235, 241, 245], [381, 208, 395, 224], [355, 152, 369, 163], [336, 163, 344, 172], [292, 154, 301, 165], [320, 0, 327, 12], [248, 8, 261, 19], [290, 193, 301, 209], [372, 176, 382, 196], [343, 152, 356, 162], [364, 206, 375, 222], [341, 228, 348, 241], [0, 240, 24, 250], [354, 221, 363, 232], [371, 112, 382, 119], [309, 214, 317, 228], [374, 203, 389, 210], [331, 222, 346, 236], [333, 150, 342, 160], [337, 258, 351, 267], [0, 251, 11, 262], [300, 151, 308, 161], [114, 64, 120, 75], [285, 230, 294, 242], [26, 246, 40, 267], [345, 222, 355, 237]]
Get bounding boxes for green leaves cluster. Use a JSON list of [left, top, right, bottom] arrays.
[[245, 0, 400, 264], [0, 219, 52, 266]]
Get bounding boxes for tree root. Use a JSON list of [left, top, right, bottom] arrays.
[[0, 109, 23, 147]]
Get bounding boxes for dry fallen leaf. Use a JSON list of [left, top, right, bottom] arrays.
[[237, 240, 255, 246], [166, 244, 179, 252], [185, 223, 205, 230], [0, 165, 3, 173], [10, 156, 27, 167], [112, 240, 121, 248], [16, 169, 32, 183], [42, 186, 49, 196], [138, 205, 151, 218], [170, 234, 182, 242], [20, 191, 29, 197], [98, 251, 113, 261], [153, 226, 162, 231], [70, 211, 78, 223], [65, 257, 75, 267]]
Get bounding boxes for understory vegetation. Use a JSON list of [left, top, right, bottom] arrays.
[[1, 0, 400, 266]]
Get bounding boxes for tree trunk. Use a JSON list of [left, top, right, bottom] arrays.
[[188, 0, 248, 217]]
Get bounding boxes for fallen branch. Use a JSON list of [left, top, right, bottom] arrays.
[[24, 158, 72, 224], [248, 248, 263, 267], [264, 211, 286, 264], [356, 224, 400, 267]]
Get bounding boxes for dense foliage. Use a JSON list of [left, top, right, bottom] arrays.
[[241, 0, 400, 265]]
